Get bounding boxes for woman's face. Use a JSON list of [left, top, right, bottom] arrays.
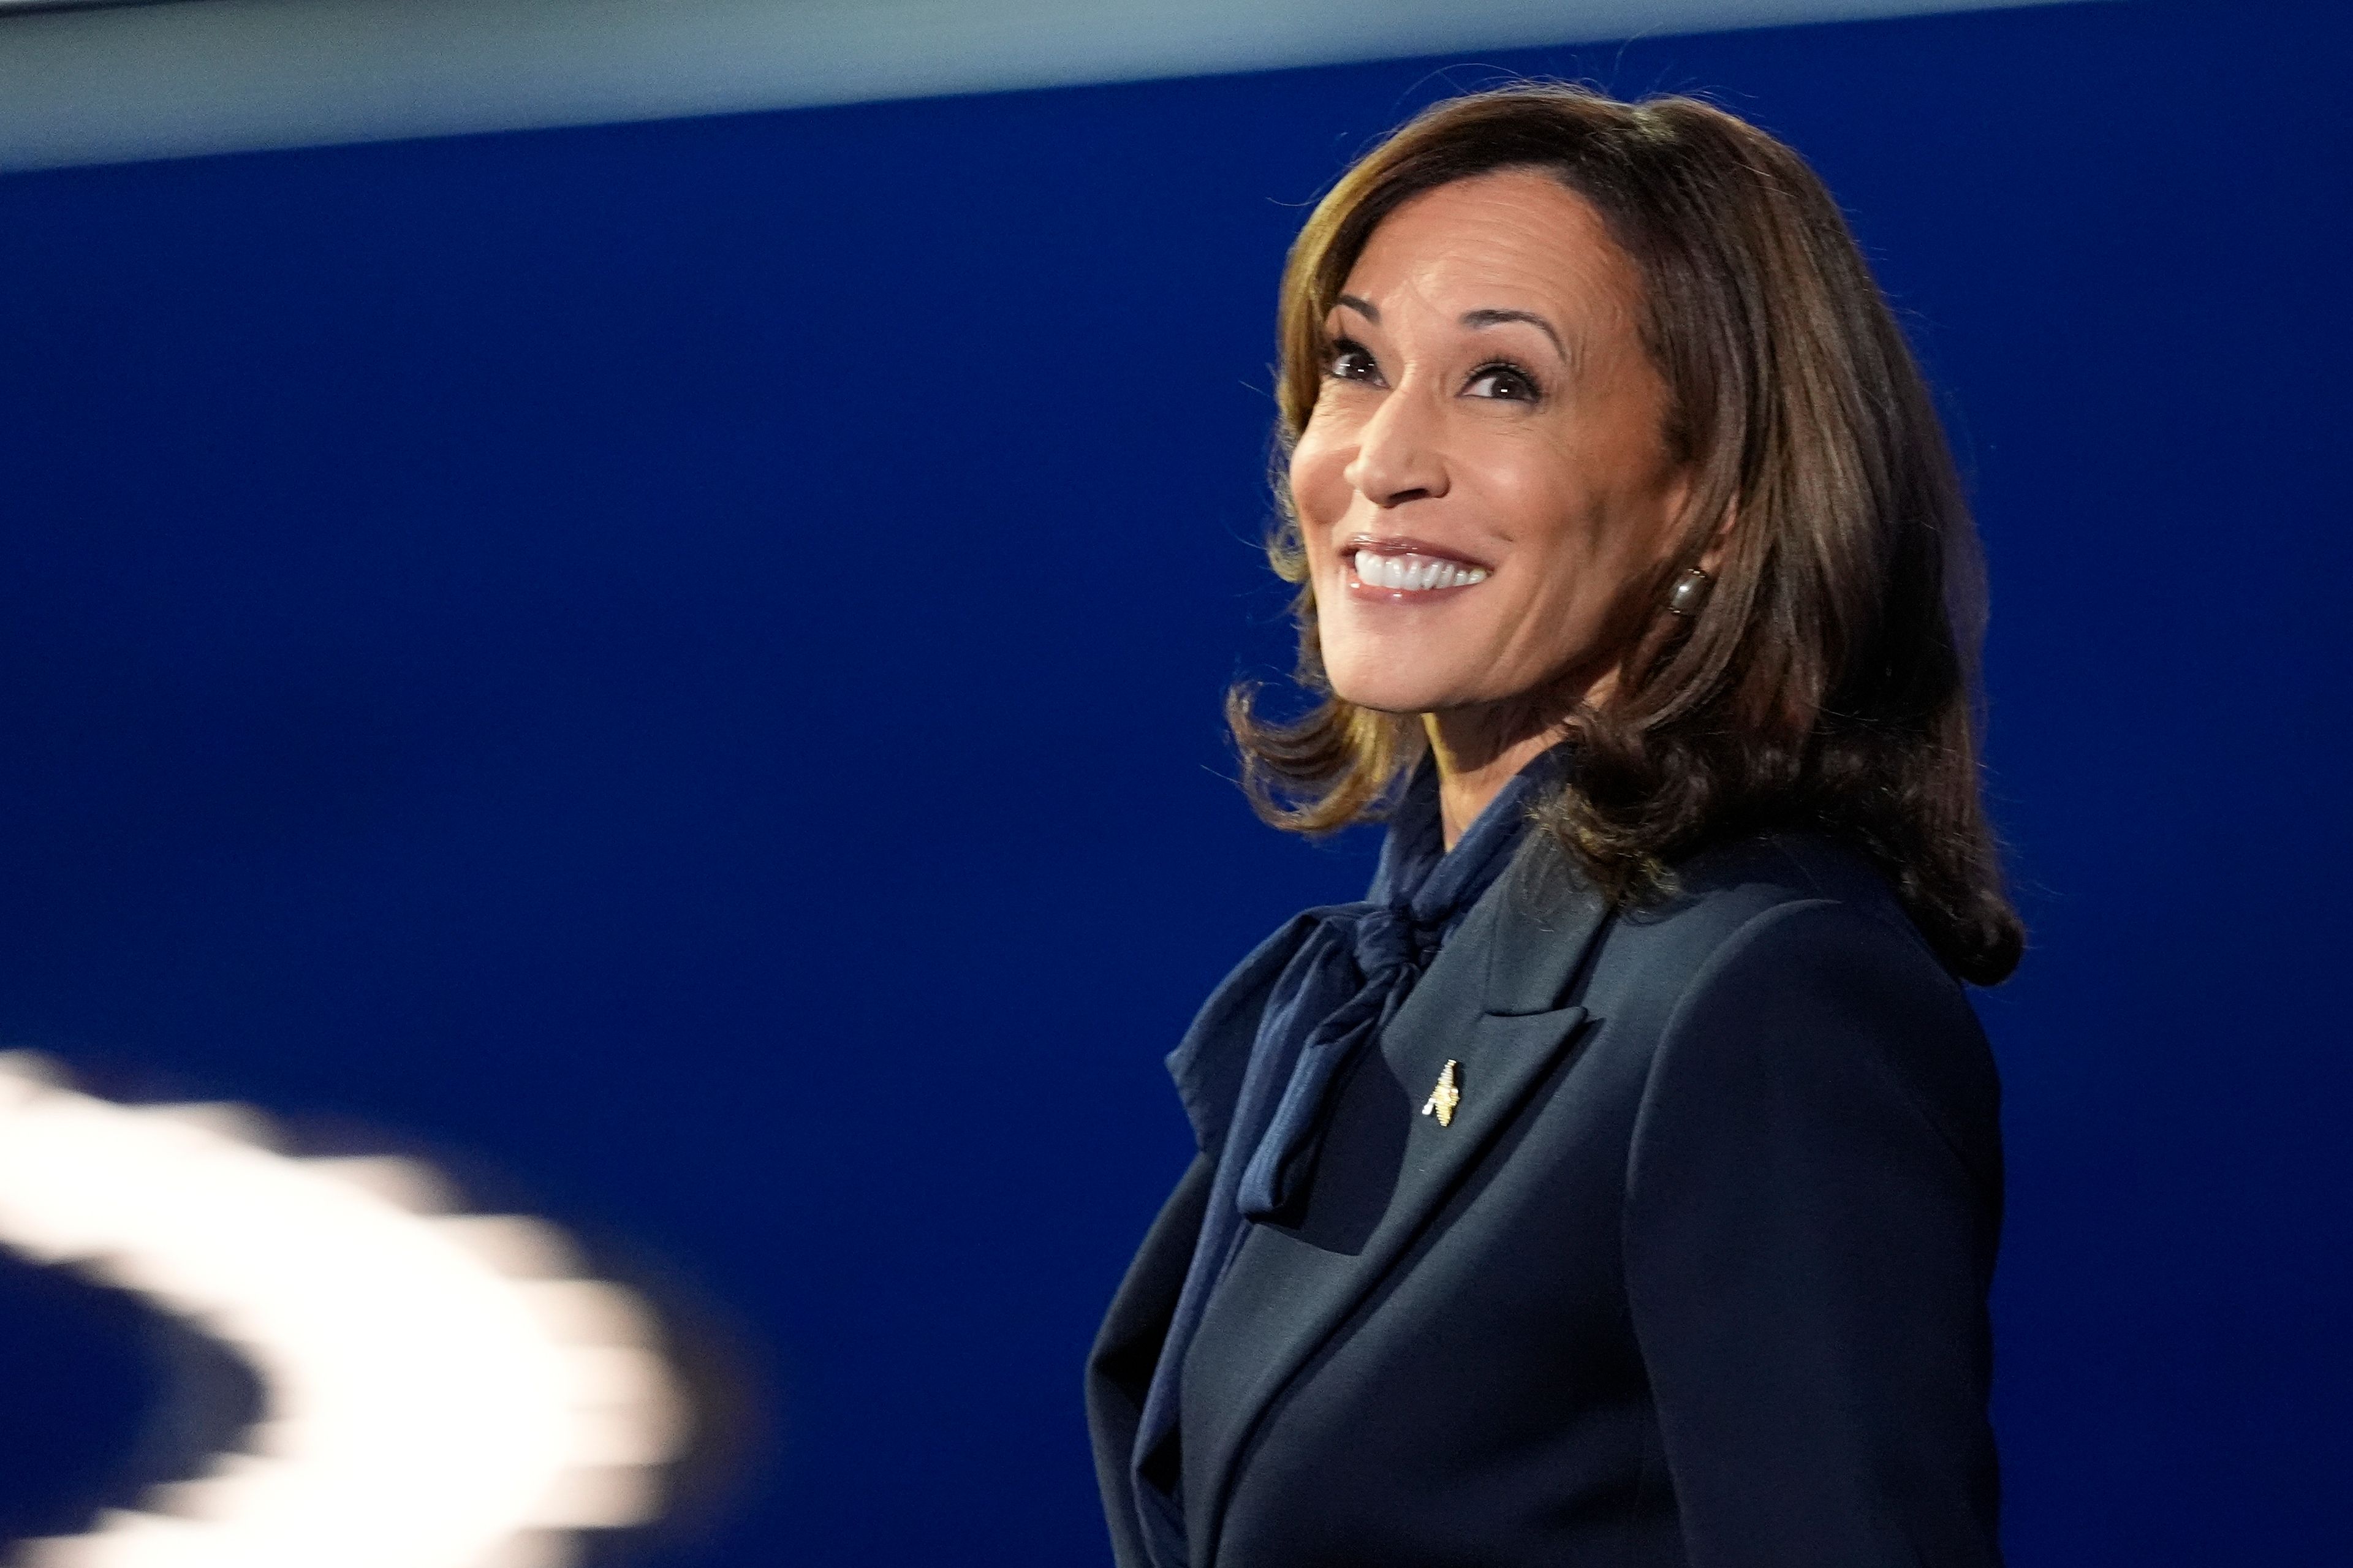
[[1290, 169, 1693, 720]]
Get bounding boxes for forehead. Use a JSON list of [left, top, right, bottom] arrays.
[[1339, 169, 1640, 325]]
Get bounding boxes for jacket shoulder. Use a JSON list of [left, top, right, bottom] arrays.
[[1608, 849, 2006, 1564], [1537, 831, 1995, 1148], [1495, 830, 1942, 1019], [1639, 831, 1939, 968], [1597, 835, 2000, 1197]]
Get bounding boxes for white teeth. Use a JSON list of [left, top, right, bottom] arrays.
[[1354, 551, 1488, 591]]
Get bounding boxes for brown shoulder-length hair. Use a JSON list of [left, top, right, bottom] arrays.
[[1227, 83, 2023, 985]]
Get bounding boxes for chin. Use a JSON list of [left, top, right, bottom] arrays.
[[1322, 653, 1470, 717], [1316, 594, 1515, 716]]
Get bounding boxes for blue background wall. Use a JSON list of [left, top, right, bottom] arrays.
[[0, 0, 2346, 1560]]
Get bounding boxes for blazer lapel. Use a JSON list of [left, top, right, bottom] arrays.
[[1187, 844, 1612, 1558]]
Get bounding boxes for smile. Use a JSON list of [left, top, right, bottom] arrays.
[[1345, 540, 1491, 594]]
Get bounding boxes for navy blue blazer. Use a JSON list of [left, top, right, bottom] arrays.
[[1088, 832, 2003, 1567]]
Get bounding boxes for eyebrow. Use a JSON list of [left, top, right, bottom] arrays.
[[1330, 296, 1570, 361], [1461, 307, 1567, 358]]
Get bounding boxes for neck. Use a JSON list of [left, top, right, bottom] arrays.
[[1422, 702, 1574, 850]]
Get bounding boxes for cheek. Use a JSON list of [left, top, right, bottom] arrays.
[[1480, 423, 1669, 581], [1287, 415, 1356, 527], [1287, 445, 1349, 580], [1467, 434, 1598, 564]]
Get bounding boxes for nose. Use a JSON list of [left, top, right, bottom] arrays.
[[1342, 382, 1449, 507]]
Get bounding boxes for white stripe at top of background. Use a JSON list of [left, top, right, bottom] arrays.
[[0, 0, 2104, 173]]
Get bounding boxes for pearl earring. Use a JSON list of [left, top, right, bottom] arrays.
[[1666, 567, 1713, 616]]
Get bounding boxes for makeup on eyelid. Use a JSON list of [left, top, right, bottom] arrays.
[[1323, 338, 1550, 402]]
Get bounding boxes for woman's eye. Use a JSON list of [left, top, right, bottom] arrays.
[[1466, 363, 1540, 402], [1327, 339, 1381, 384]]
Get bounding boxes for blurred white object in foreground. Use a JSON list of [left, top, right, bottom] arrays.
[[0, 1053, 688, 1568]]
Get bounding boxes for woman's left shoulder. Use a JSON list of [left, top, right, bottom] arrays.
[[1654, 834, 1998, 1173], [1552, 831, 1999, 1170], [1617, 833, 1957, 989], [1574, 833, 1972, 1023]]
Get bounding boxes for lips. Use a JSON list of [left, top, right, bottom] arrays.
[[1344, 536, 1491, 594]]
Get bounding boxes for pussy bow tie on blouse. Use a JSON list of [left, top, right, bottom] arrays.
[[1129, 749, 1557, 1568], [1237, 889, 1469, 1218]]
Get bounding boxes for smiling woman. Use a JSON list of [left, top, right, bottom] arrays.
[[1089, 85, 2020, 1568], [1292, 170, 1692, 812]]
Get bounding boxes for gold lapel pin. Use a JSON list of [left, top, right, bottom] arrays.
[[1420, 1059, 1461, 1127]]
